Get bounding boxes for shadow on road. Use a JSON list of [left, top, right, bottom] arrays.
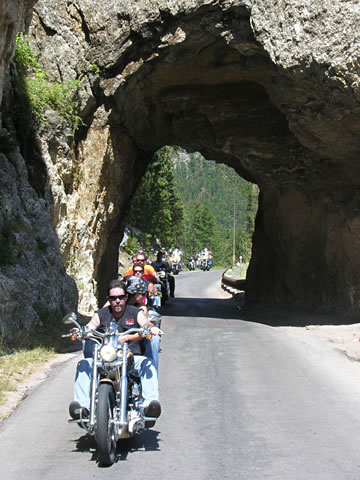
[[161, 294, 243, 320], [116, 428, 160, 461], [72, 428, 160, 466], [73, 433, 97, 461], [161, 292, 359, 327]]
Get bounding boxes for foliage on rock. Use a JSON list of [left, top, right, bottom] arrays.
[[14, 33, 83, 132]]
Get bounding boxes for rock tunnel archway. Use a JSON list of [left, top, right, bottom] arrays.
[[29, 1, 360, 315]]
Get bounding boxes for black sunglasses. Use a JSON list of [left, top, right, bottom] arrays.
[[134, 270, 144, 273], [109, 294, 127, 301]]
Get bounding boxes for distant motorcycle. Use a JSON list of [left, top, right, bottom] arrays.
[[62, 313, 158, 467], [158, 270, 170, 304], [171, 262, 180, 275], [200, 258, 212, 271], [187, 258, 196, 271]]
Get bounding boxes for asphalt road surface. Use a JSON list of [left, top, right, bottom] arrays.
[[2, 269, 360, 479]]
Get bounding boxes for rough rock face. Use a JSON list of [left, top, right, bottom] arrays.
[[1, 0, 360, 331], [0, 0, 35, 126], [0, 0, 77, 340]]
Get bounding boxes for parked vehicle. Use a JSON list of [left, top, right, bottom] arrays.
[[62, 312, 158, 467]]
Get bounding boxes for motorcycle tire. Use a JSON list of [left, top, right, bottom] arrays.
[[96, 383, 116, 466]]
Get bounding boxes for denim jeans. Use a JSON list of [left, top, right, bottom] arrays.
[[144, 335, 160, 373], [74, 340, 159, 409]]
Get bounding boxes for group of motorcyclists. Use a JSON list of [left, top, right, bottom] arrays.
[[66, 247, 181, 429], [66, 245, 213, 440], [187, 248, 213, 271]]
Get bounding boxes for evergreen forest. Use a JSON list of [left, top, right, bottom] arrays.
[[127, 146, 259, 268]]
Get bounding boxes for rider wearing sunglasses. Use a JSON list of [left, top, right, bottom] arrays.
[[69, 279, 162, 422], [124, 253, 158, 283]]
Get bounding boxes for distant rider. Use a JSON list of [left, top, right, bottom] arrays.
[[152, 251, 175, 298], [124, 252, 158, 283]]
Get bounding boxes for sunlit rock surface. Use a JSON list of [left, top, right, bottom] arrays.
[[0, 0, 77, 339], [1, 0, 360, 335]]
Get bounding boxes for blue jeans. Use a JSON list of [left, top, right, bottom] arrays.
[[144, 335, 160, 373], [74, 352, 159, 410]]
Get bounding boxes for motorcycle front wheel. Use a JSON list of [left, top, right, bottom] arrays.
[[96, 383, 116, 466]]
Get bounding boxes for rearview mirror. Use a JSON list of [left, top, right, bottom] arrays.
[[62, 312, 81, 329]]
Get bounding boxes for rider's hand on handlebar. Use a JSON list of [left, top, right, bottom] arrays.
[[119, 336, 130, 344], [149, 326, 163, 336]]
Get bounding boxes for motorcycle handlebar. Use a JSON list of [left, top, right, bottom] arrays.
[[62, 326, 151, 341]]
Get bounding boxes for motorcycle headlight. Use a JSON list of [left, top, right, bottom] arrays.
[[99, 344, 117, 362]]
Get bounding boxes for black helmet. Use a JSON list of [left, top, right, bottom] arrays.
[[126, 276, 148, 295]]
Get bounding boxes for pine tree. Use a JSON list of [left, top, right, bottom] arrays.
[[127, 146, 184, 247]]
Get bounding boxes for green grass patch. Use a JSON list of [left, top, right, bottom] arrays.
[[0, 345, 55, 407]]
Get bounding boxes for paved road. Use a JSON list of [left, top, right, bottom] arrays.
[[2, 269, 360, 479]]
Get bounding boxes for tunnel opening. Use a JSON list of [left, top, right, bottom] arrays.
[[95, 32, 318, 310], [26, 1, 359, 317], [121, 145, 259, 276], [96, 65, 301, 306]]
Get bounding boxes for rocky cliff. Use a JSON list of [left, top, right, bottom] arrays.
[[1, 0, 360, 337], [0, 0, 77, 340]]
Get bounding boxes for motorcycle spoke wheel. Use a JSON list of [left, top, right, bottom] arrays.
[[96, 383, 117, 466]]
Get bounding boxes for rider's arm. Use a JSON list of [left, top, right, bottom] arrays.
[[84, 311, 101, 333], [70, 311, 101, 337], [120, 332, 142, 344], [136, 309, 162, 336]]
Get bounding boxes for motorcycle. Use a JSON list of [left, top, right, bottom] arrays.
[[158, 270, 170, 304], [171, 262, 180, 275], [200, 258, 211, 271], [62, 312, 158, 466], [187, 258, 196, 271]]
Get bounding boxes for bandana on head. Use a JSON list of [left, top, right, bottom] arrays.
[[126, 277, 147, 295]]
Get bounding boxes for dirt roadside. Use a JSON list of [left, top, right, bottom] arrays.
[[0, 352, 78, 421], [219, 284, 360, 363], [281, 323, 360, 362]]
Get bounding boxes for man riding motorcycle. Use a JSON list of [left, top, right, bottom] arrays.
[[68, 279, 161, 423], [151, 251, 175, 298], [124, 253, 158, 283]]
